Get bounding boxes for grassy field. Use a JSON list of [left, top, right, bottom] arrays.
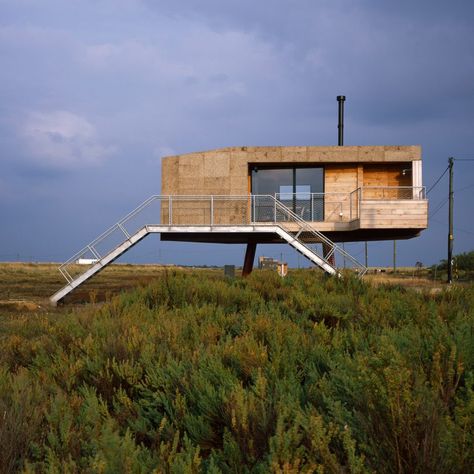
[[0, 262, 218, 311], [0, 263, 473, 472], [0, 262, 451, 311]]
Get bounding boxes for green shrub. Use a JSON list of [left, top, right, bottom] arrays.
[[0, 270, 472, 472]]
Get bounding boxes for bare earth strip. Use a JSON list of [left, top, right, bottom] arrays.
[[0, 262, 205, 312]]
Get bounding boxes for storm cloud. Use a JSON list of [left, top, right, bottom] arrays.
[[1, 0, 473, 266]]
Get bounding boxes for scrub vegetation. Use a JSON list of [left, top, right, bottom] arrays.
[[0, 267, 473, 473], [432, 250, 474, 281]]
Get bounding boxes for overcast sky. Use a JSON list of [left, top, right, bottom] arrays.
[[1, 0, 473, 270]]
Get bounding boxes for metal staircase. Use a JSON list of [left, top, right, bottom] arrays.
[[50, 194, 366, 305], [270, 197, 365, 277]]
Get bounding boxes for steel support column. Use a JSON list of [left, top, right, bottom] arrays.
[[322, 242, 336, 267], [242, 241, 257, 277]]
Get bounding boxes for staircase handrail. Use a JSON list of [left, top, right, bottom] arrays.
[[271, 198, 366, 275], [59, 194, 162, 272], [59, 194, 256, 275], [59, 194, 367, 281]]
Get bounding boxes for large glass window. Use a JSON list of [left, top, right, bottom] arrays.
[[251, 165, 324, 221], [251, 168, 293, 195]]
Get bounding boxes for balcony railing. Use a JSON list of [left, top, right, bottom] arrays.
[[360, 186, 426, 200], [274, 192, 358, 222], [58, 188, 425, 281], [58, 194, 368, 283], [271, 187, 425, 222]]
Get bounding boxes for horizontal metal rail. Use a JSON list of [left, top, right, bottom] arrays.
[[57, 184, 430, 282], [62, 186, 424, 274], [274, 191, 356, 222], [58, 193, 370, 283], [360, 186, 426, 200], [54, 186, 429, 298], [272, 199, 366, 276]]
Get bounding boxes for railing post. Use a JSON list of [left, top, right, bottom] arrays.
[[88, 245, 101, 259], [168, 197, 172, 225], [274, 196, 277, 223], [210, 196, 214, 226], [252, 195, 256, 223], [358, 188, 361, 219], [117, 222, 131, 239]]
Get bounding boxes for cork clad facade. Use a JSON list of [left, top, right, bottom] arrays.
[[161, 145, 428, 243]]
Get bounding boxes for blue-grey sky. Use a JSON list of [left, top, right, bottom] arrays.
[[1, 0, 473, 269]]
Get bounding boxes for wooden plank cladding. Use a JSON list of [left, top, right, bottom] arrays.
[[362, 163, 412, 199], [324, 164, 358, 221], [363, 163, 412, 187], [359, 201, 428, 229], [325, 164, 358, 192]]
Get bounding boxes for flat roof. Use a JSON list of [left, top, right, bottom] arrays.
[[164, 145, 421, 163]]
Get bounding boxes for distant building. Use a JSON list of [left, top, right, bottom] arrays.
[[258, 256, 280, 270], [76, 258, 98, 265]]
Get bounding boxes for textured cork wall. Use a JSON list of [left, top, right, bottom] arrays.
[[161, 146, 421, 197]]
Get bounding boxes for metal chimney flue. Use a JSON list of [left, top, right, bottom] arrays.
[[337, 95, 346, 146]]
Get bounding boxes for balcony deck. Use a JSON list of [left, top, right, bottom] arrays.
[[160, 187, 428, 243]]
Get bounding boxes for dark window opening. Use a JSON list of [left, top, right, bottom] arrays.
[[250, 165, 324, 221]]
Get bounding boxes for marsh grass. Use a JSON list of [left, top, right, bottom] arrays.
[[0, 266, 473, 472], [0, 262, 210, 309]]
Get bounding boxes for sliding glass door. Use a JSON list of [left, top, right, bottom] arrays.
[[250, 165, 324, 221]]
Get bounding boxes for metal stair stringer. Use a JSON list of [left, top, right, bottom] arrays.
[[50, 226, 150, 306], [274, 226, 339, 276], [272, 197, 366, 277]]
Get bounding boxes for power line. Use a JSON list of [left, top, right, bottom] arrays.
[[456, 183, 474, 193], [429, 197, 449, 218], [454, 158, 474, 161], [431, 218, 474, 235], [455, 227, 474, 235], [426, 166, 449, 195]]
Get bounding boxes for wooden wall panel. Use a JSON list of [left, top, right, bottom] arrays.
[[362, 163, 412, 199], [325, 164, 358, 193], [324, 164, 358, 221], [360, 201, 428, 229], [363, 163, 412, 187]]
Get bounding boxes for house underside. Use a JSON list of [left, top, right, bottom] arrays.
[[160, 227, 422, 244]]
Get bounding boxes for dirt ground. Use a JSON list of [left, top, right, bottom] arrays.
[[0, 262, 193, 313]]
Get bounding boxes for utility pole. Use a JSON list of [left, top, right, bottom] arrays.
[[448, 157, 454, 284]]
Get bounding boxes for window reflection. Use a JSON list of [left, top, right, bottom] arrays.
[[251, 166, 324, 221]]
